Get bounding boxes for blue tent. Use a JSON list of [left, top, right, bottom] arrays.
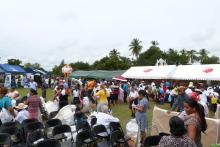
[[0, 64, 26, 74], [24, 67, 36, 74], [0, 68, 4, 73]]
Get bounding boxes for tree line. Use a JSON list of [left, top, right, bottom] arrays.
[[4, 39, 219, 76]]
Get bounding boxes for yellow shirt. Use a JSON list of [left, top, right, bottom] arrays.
[[95, 89, 108, 103]]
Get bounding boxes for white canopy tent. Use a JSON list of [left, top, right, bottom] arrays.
[[122, 65, 176, 79], [168, 64, 220, 80]]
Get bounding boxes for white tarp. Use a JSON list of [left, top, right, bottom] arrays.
[[54, 105, 76, 126], [122, 65, 176, 79], [169, 64, 220, 80], [44, 100, 59, 114]]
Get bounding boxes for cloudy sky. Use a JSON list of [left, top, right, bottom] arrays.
[[0, 0, 220, 70]]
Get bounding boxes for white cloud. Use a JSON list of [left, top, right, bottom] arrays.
[[0, 0, 220, 70]]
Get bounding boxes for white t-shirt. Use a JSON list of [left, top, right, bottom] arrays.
[[29, 81, 38, 90], [185, 88, 193, 96], [73, 89, 79, 97], [129, 91, 138, 100], [107, 88, 112, 97], [15, 109, 29, 123]]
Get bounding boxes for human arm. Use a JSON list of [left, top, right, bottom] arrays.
[[187, 124, 197, 140]]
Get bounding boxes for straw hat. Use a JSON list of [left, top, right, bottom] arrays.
[[188, 82, 194, 88], [15, 103, 28, 110]]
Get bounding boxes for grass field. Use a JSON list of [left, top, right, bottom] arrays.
[[17, 88, 215, 132]]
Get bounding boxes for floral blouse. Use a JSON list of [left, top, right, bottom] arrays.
[[159, 134, 196, 147]]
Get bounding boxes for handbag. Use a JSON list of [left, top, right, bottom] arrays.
[[0, 102, 13, 124]]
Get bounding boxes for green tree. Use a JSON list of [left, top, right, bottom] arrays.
[[135, 41, 163, 66], [187, 49, 198, 64], [52, 59, 65, 76], [165, 48, 180, 65], [151, 40, 159, 46], [24, 62, 41, 69], [199, 49, 209, 64], [129, 38, 143, 59], [179, 49, 189, 65], [69, 61, 90, 70], [92, 49, 131, 70], [202, 56, 219, 64], [7, 59, 22, 65]]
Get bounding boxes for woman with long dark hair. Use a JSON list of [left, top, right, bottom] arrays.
[[183, 98, 207, 147]]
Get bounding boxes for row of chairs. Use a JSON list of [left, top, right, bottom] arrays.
[[0, 116, 129, 147]]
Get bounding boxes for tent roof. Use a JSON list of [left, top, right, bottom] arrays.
[[70, 70, 94, 78], [168, 64, 220, 80], [24, 67, 35, 74], [70, 70, 126, 79], [0, 68, 4, 73], [0, 64, 26, 74], [122, 65, 176, 79]]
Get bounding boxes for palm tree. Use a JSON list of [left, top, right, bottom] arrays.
[[129, 38, 143, 59], [199, 49, 209, 63], [151, 40, 159, 46], [187, 49, 198, 64], [109, 48, 120, 58], [180, 49, 187, 56]]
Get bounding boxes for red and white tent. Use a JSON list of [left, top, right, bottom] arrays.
[[122, 65, 176, 79], [168, 64, 220, 80]]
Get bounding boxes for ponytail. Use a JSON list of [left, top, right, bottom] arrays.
[[196, 103, 207, 133]]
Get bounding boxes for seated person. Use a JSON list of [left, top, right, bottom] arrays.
[[74, 102, 87, 124], [159, 116, 196, 147], [15, 103, 29, 123]]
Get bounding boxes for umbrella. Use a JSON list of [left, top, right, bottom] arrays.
[[112, 75, 127, 82]]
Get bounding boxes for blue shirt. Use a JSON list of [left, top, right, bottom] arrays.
[[0, 96, 12, 109], [136, 97, 148, 114], [122, 84, 129, 93]]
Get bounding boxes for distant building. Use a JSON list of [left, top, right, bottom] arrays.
[[155, 58, 167, 66]]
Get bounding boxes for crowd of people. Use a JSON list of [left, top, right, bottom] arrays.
[[0, 76, 219, 146]]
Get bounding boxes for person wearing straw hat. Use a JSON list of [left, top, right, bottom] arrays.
[[15, 103, 29, 123], [185, 82, 194, 96], [168, 86, 189, 113]]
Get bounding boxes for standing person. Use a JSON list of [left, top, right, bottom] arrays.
[[26, 88, 42, 121], [182, 98, 207, 147], [72, 85, 80, 105], [111, 83, 119, 105], [94, 84, 108, 112], [168, 86, 189, 113], [56, 85, 69, 109], [106, 84, 112, 109], [29, 79, 38, 91], [159, 116, 196, 147], [51, 78, 55, 89], [128, 87, 138, 117], [122, 82, 129, 103], [133, 90, 148, 145], [87, 80, 95, 103], [0, 87, 15, 124], [41, 79, 47, 99]]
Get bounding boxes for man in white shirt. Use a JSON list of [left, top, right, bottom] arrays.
[[29, 79, 38, 91], [15, 103, 29, 123]]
